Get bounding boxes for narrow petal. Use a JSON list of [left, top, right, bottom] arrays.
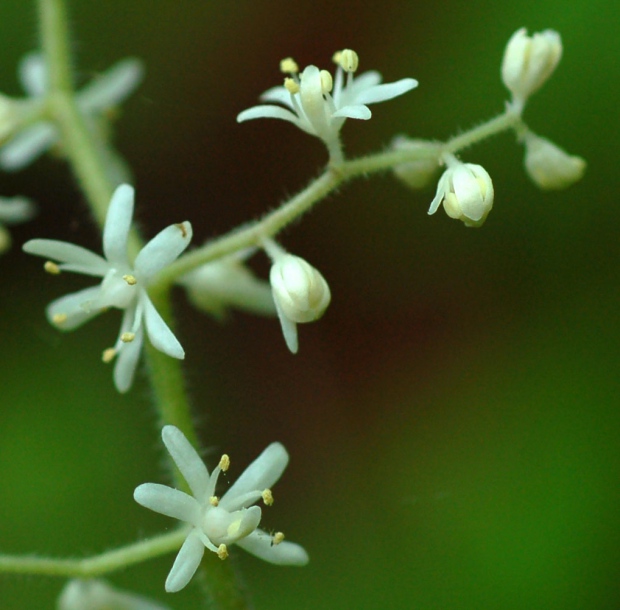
[[0, 123, 58, 171], [273, 297, 298, 354], [134, 222, 192, 283], [236, 530, 309, 566], [141, 293, 185, 359], [0, 197, 36, 224], [221, 443, 289, 510], [259, 86, 295, 109], [18, 52, 47, 97], [46, 286, 104, 330], [103, 184, 134, 265], [78, 58, 144, 112], [237, 105, 302, 125], [23, 239, 109, 276], [428, 171, 449, 215], [113, 325, 144, 393], [331, 104, 371, 120], [161, 425, 211, 502], [355, 78, 418, 105], [165, 530, 205, 593], [133, 483, 201, 524]]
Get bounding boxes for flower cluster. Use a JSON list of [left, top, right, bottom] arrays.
[[23, 184, 191, 392], [134, 425, 308, 593]]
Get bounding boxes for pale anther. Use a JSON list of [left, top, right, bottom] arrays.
[[337, 49, 359, 73], [262, 488, 274, 506], [44, 261, 61, 275], [102, 347, 116, 363], [319, 70, 333, 94], [217, 544, 229, 560], [122, 274, 137, 285], [273, 532, 285, 545], [280, 57, 299, 74], [52, 313, 68, 325], [284, 77, 300, 94], [121, 332, 136, 343], [209, 496, 219, 506], [219, 454, 230, 472]]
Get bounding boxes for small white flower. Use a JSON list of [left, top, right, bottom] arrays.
[[391, 136, 441, 189], [264, 240, 331, 354], [237, 49, 418, 161], [0, 52, 143, 171], [0, 195, 36, 253], [58, 578, 171, 610], [134, 425, 309, 593], [428, 159, 494, 227], [23, 184, 192, 393], [522, 131, 586, 190], [501, 28, 562, 113]]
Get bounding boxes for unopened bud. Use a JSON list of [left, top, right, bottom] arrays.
[[391, 137, 440, 189]]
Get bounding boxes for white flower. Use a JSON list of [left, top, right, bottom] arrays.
[[58, 578, 171, 610], [237, 49, 418, 161], [0, 195, 36, 253], [134, 425, 309, 593], [264, 240, 331, 354], [0, 52, 143, 171], [23, 184, 192, 393], [391, 136, 441, 189], [428, 160, 494, 227], [501, 28, 562, 113], [522, 132, 586, 190]]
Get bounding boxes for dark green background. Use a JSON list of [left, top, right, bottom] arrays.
[[1, 1, 618, 608]]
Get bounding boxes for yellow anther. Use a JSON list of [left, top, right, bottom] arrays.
[[120, 332, 135, 343], [319, 70, 333, 94], [102, 348, 117, 363], [219, 454, 230, 472], [336, 49, 359, 73], [44, 261, 61, 275], [284, 77, 300, 94], [262, 489, 274, 506], [272, 532, 285, 545], [332, 51, 342, 65], [280, 57, 299, 74], [217, 544, 229, 560], [122, 274, 137, 285], [209, 496, 219, 506], [52, 313, 68, 325]]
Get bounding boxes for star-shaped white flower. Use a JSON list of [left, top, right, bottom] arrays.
[[237, 49, 417, 162], [0, 52, 143, 171], [134, 425, 309, 593], [23, 184, 192, 393]]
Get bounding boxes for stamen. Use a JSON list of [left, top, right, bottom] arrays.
[[219, 454, 230, 472], [272, 532, 285, 546], [44, 261, 61, 275], [209, 496, 219, 506], [319, 70, 333, 94], [280, 57, 299, 74], [336, 49, 359, 73], [262, 489, 274, 506], [217, 544, 229, 560], [52, 313, 68, 325], [122, 274, 137, 285], [102, 347, 116, 363], [121, 332, 135, 343], [284, 77, 300, 94]]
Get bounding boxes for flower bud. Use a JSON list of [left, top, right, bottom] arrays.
[[269, 253, 331, 353], [428, 163, 494, 228], [501, 28, 562, 110], [391, 136, 440, 189], [522, 132, 586, 190]]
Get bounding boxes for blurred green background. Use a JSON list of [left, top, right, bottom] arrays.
[[1, 0, 619, 608]]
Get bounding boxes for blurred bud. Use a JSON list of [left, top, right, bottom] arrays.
[[523, 132, 586, 190], [501, 28, 562, 111], [428, 162, 494, 227], [391, 136, 440, 189]]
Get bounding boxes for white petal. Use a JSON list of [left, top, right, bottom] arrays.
[[428, 171, 449, 215], [141, 293, 185, 359], [134, 222, 192, 283], [331, 104, 371, 120], [161, 425, 211, 502], [272, 296, 299, 354], [46, 286, 104, 330], [259, 86, 295, 109], [236, 530, 309, 566], [0, 197, 36, 224], [165, 530, 205, 593], [18, 52, 47, 97], [221, 443, 289, 510], [23, 239, 109, 276], [103, 184, 134, 265], [78, 58, 144, 113], [237, 105, 301, 125], [0, 123, 58, 171], [113, 325, 144, 393], [347, 70, 382, 93], [134, 483, 201, 523], [355, 78, 418, 105]]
